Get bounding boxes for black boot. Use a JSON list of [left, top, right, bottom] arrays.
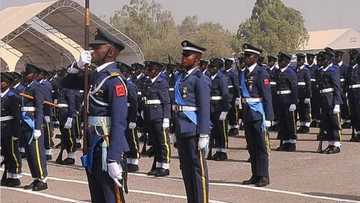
[[6, 178, 21, 187], [242, 176, 258, 185], [154, 168, 170, 177], [61, 158, 75, 165], [255, 176, 270, 187], [127, 164, 139, 173], [32, 180, 48, 191]]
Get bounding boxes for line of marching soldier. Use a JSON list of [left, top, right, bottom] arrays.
[[1, 63, 85, 190]]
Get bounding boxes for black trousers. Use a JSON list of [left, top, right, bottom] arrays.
[[278, 104, 297, 141], [149, 119, 170, 165], [311, 86, 321, 122], [43, 120, 54, 153], [125, 127, 139, 159], [349, 96, 360, 131], [210, 112, 228, 150], [244, 119, 270, 177], [297, 98, 311, 126], [59, 123, 76, 154], [24, 129, 48, 179], [320, 109, 341, 141], [177, 136, 209, 203], [1, 126, 22, 175], [228, 103, 239, 129]]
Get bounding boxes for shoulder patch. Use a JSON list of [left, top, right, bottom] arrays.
[[115, 84, 126, 96]]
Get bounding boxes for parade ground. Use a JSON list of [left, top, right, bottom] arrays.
[[1, 128, 359, 203]]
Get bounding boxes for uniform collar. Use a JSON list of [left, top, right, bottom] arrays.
[[270, 65, 277, 70], [13, 82, 20, 89], [151, 72, 161, 83], [247, 63, 257, 74], [27, 81, 34, 88], [323, 63, 333, 71], [96, 61, 115, 72], [353, 64, 358, 69], [1, 88, 10, 98], [136, 73, 144, 80], [186, 66, 198, 77], [225, 67, 233, 72], [202, 69, 208, 75], [280, 64, 290, 72], [338, 61, 343, 66], [298, 65, 305, 70], [211, 72, 218, 80]]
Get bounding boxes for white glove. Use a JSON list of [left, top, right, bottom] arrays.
[[304, 98, 311, 104], [77, 50, 92, 68], [198, 134, 209, 150], [170, 133, 176, 144], [64, 117, 73, 129], [219, 112, 228, 121], [289, 104, 296, 112], [108, 162, 123, 187], [129, 122, 136, 129], [44, 116, 51, 123], [33, 130, 41, 140], [333, 104, 340, 114], [264, 120, 271, 128], [162, 118, 170, 128]]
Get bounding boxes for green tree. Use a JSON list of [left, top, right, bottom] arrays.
[[236, 0, 308, 55]]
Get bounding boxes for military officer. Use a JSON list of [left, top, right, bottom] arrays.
[[55, 86, 77, 165], [266, 55, 280, 130], [240, 44, 273, 187], [21, 64, 48, 191], [317, 48, 342, 154], [275, 52, 298, 151], [117, 62, 140, 172], [143, 61, 171, 177], [38, 69, 55, 160], [174, 40, 210, 202], [296, 53, 312, 133], [307, 53, 321, 127], [67, 28, 130, 202], [207, 58, 231, 161], [223, 58, 241, 137], [335, 50, 351, 128], [347, 49, 360, 141], [1, 72, 22, 187]]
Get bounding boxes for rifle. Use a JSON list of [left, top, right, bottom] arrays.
[[19, 93, 58, 108]]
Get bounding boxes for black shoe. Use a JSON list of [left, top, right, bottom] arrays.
[[228, 128, 239, 137], [255, 176, 270, 187], [276, 143, 287, 151], [207, 154, 213, 160], [326, 146, 340, 154], [286, 143, 296, 152], [341, 123, 351, 129], [75, 143, 82, 150], [24, 180, 37, 190], [6, 178, 21, 187], [20, 152, 26, 159], [297, 126, 305, 134], [61, 158, 75, 165], [212, 152, 221, 161], [32, 180, 48, 191], [154, 168, 170, 177], [145, 147, 155, 157], [127, 164, 139, 173], [46, 155, 52, 161], [321, 146, 332, 154], [303, 127, 310, 133], [147, 168, 158, 176], [217, 152, 228, 161], [242, 176, 258, 185], [310, 121, 318, 128]]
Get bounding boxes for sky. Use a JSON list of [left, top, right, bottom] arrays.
[[2, 0, 360, 32]]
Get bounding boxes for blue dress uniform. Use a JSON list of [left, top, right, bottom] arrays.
[[317, 48, 342, 154], [223, 58, 241, 136], [276, 53, 298, 151], [240, 44, 273, 187], [307, 53, 322, 127], [163, 64, 177, 137], [1, 73, 22, 187], [39, 74, 54, 160], [118, 62, 140, 172], [266, 56, 280, 130], [335, 50, 351, 128], [208, 58, 231, 161], [143, 61, 171, 176], [21, 64, 48, 191], [347, 50, 360, 141], [296, 53, 312, 133], [56, 87, 77, 165], [74, 89, 84, 149], [175, 41, 210, 203]]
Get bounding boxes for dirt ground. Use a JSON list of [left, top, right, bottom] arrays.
[[1, 128, 360, 203]]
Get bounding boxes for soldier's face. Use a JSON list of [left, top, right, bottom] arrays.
[[268, 60, 275, 67], [278, 59, 289, 69], [91, 44, 116, 65], [335, 55, 342, 64], [1, 81, 9, 92], [307, 57, 314, 65], [181, 51, 200, 69], [297, 58, 305, 67], [244, 53, 257, 66]]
